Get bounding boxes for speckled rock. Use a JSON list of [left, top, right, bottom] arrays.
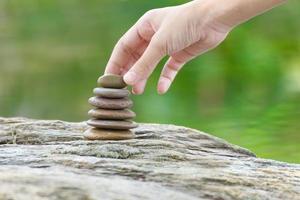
[[87, 119, 138, 130], [88, 108, 136, 120], [97, 74, 127, 88], [93, 87, 130, 99], [88, 96, 133, 110]]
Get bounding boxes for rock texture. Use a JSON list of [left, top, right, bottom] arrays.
[[0, 117, 299, 200], [97, 73, 127, 88], [88, 96, 133, 109], [88, 108, 136, 120], [87, 119, 138, 129], [93, 87, 130, 98]]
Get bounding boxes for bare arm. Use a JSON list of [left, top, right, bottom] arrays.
[[208, 0, 287, 28]]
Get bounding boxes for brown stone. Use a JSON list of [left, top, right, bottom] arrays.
[[88, 108, 136, 120], [97, 74, 127, 88], [88, 96, 132, 110], [87, 119, 138, 130], [93, 87, 130, 99], [83, 127, 135, 140]]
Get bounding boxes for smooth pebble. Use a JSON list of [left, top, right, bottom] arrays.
[[83, 127, 135, 140], [88, 108, 136, 120], [87, 119, 138, 130], [93, 87, 130, 99], [97, 74, 127, 88], [88, 96, 132, 110]]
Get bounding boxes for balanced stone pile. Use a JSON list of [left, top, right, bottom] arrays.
[[84, 74, 138, 140]]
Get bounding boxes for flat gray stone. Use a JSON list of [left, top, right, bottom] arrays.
[[97, 74, 127, 88], [87, 119, 138, 130], [88, 96, 133, 110], [93, 87, 130, 99], [88, 108, 136, 120]]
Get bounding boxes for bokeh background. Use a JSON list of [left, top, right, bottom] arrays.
[[0, 0, 299, 163]]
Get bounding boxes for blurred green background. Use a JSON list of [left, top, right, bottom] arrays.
[[0, 0, 299, 163]]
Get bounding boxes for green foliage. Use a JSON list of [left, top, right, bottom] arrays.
[[0, 0, 299, 163]]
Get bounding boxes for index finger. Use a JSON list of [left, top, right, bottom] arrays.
[[105, 19, 155, 75]]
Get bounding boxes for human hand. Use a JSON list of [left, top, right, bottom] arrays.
[[105, 0, 286, 94]]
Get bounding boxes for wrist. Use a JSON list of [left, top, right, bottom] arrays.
[[187, 0, 236, 32], [191, 0, 287, 30]]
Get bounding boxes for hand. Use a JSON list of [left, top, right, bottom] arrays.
[[105, 0, 286, 94]]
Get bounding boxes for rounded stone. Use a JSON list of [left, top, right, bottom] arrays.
[[97, 74, 127, 89], [84, 128, 135, 140], [88, 108, 136, 120], [87, 119, 138, 130], [88, 96, 133, 110], [93, 87, 130, 99]]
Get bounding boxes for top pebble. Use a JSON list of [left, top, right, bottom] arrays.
[[97, 74, 127, 89]]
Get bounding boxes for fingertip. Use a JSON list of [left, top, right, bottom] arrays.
[[157, 78, 171, 95], [132, 87, 143, 95], [157, 88, 165, 95], [132, 79, 147, 95], [157, 82, 165, 95], [124, 71, 138, 85]]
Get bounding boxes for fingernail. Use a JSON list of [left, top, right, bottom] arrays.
[[124, 71, 137, 85]]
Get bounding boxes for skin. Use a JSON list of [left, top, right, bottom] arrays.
[[105, 0, 287, 95]]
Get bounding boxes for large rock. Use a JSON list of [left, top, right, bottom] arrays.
[[0, 117, 299, 200]]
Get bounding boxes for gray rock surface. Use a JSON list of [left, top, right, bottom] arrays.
[[0, 117, 299, 200]]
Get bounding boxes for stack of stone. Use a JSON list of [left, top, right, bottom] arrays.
[[84, 74, 137, 140]]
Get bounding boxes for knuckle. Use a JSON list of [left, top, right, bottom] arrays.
[[118, 38, 134, 54], [137, 21, 155, 42], [141, 62, 153, 74], [116, 37, 126, 49], [150, 37, 166, 55], [136, 61, 152, 78], [144, 9, 158, 18], [167, 61, 181, 72], [118, 39, 128, 49], [183, 49, 196, 58], [203, 32, 226, 49], [161, 74, 173, 82]]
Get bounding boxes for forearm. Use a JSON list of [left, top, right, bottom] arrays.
[[192, 0, 287, 29]]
